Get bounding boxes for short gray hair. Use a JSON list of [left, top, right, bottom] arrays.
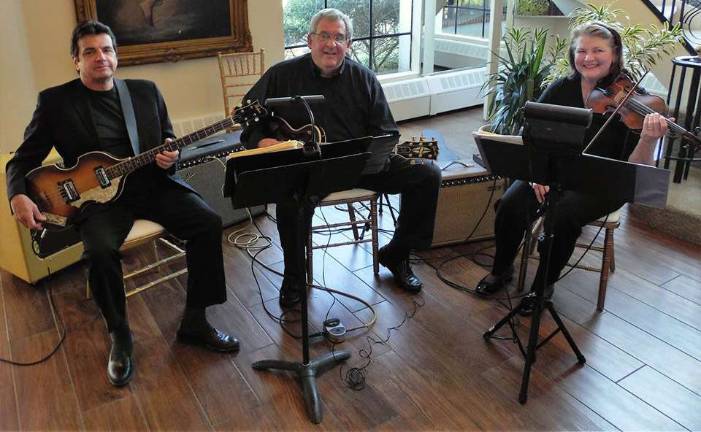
[[309, 8, 353, 41]]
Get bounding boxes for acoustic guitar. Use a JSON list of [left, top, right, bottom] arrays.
[[26, 101, 268, 229]]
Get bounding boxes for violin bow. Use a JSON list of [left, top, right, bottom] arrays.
[[582, 71, 649, 155]]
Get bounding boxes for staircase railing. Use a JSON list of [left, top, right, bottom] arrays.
[[643, 0, 701, 180], [643, 0, 699, 54]]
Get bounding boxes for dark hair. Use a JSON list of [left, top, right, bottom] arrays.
[[70, 20, 117, 58], [568, 22, 624, 84]]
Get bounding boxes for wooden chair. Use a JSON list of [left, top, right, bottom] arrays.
[[217, 49, 265, 122], [517, 208, 621, 311], [86, 219, 187, 299], [575, 209, 621, 311], [306, 189, 380, 283]]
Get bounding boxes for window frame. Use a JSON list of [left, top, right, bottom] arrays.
[[283, 0, 416, 76]]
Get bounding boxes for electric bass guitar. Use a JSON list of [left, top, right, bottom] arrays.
[[268, 114, 326, 144], [26, 101, 268, 229], [225, 115, 327, 159]]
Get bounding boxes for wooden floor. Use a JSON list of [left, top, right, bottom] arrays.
[[2, 108, 700, 431]]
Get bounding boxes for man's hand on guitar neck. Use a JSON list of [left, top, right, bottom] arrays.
[[258, 138, 283, 148], [10, 194, 46, 230], [155, 138, 179, 170]]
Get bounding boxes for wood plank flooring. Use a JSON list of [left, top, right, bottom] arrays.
[[1, 107, 699, 430]]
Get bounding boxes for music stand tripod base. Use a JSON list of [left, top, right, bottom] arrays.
[[252, 350, 350, 423], [225, 138, 372, 424], [482, 293, 586, 404]]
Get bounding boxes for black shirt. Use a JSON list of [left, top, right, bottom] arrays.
[[86, 86, 133, 158], [84, 83, 158, 198], [537, 76, 639, 161], [240, 54, 398, 147]]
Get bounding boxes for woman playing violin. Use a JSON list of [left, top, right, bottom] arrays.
[[474, 22, 669, 313]]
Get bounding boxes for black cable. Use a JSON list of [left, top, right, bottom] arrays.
[[243, 214, 381, 340], [335, 296, 425, 391], [0, 276, 66, 366], [244, 217, 303, 339], [433, 177, 500, 295]]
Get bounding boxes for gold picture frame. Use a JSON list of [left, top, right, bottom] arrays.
[[74, 0, 252, 66]]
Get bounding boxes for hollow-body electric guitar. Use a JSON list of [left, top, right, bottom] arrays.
[[26, 101, 268, 229]]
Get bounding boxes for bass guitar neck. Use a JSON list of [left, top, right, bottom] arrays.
[[26, 101, 268, 229]]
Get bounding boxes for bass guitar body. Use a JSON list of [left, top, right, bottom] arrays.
[[26, 151, 126, 228], [270, 115, 326, 143]]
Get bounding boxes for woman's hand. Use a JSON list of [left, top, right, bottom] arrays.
[[639, 113, 669, 144], [630, 113, 671, 165]]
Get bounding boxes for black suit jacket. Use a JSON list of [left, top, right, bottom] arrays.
[[6, 78, 192, 201]]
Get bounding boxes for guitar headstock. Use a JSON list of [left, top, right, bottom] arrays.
[[397, 136, 439, 160], [232, 100, 269, 127]]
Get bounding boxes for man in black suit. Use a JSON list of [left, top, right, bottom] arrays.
[[5, 21, 239, 387], [241, 8, 441, 307]]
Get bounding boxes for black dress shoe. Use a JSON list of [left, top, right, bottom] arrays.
[[279, 277, 304, 308], [107, 330, 134, 387], [177, 321, 240, 352], [475, 269, 513, 297], [518, 285, 555, 317], [378, 246, 423, 293]]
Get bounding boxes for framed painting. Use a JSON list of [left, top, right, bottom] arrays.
[[74, 0, 252, 65]]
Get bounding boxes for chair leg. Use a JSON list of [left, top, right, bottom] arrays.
[[152, 238, 161, 273], [596, 227, 614, 312], [609, 227, 616, 273], [380, 193, 397, 226], [371, 197, 379, 275], [347, 203, 360, 240]]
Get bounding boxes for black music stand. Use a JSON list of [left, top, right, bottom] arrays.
[[224, 137, 372, 424], [475, 101, 670, 404]]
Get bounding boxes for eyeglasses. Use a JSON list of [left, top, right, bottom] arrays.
[[311, 32, 348, 44]]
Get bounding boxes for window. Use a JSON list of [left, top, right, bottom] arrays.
[[439, 0, 505, 39], [282, 0, 414, 75]]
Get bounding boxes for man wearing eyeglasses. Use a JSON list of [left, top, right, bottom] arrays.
[[241, 8, 441, 307]]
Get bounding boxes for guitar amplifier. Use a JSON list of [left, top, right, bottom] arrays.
[[0, 153, 84, 284], [178, 134, 265, 227], [431, 161, 507, 247]]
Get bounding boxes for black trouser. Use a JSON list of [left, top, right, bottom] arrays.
[[77, 174, 226, 333], [275, 155, 442, 283], [491, 180, 624, 291]]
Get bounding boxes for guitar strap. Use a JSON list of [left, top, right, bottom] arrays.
[[114, 79, 141, 156]]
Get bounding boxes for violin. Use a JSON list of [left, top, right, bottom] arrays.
[[586, 73, 701, 146]]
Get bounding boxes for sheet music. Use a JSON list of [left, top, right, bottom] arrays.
[[474, 132, 671, 209], [472, 128, 524, 145]]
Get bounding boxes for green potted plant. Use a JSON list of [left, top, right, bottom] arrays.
[[481, 27, 566, 135]]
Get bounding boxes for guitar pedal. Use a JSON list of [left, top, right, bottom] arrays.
[[323, 318, 346, 343]]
